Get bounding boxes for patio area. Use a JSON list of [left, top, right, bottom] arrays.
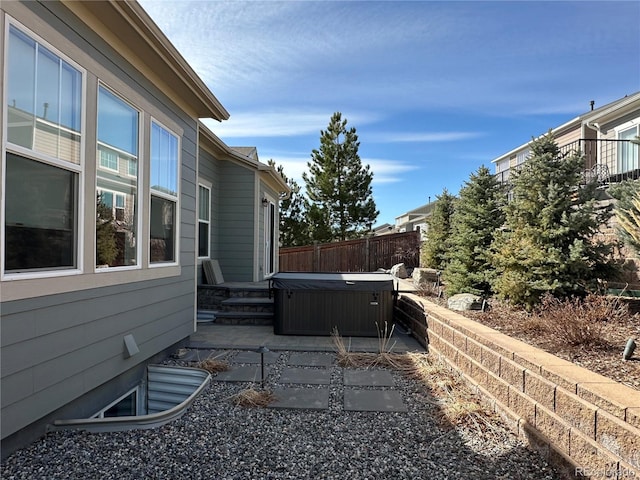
[[188, 322, 425, 353]]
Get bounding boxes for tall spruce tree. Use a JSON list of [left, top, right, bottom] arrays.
[[303, 112, 378, 241], [443, 166, 506, 296], [490, 132, 616, 308], [268, 160, 309, 247], [610, 179, 640, 255], [420, 189, 455, 270]]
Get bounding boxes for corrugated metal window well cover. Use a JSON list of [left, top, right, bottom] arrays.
[[50, 365, 210, 433]]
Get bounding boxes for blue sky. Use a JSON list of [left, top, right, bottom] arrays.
[[139, 0, 640, 227]]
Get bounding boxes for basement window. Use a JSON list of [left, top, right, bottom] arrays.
[[93, 386, 139, 418]]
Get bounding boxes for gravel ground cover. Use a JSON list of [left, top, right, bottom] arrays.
[[1, 350, 560, 480]]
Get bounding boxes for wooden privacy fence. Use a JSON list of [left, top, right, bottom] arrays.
[[279, 231, 420, 272]]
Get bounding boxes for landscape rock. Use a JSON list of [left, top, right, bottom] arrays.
[[412, 268, 440, 286], [447, 293, 484, 311], [390, 263, 408, 279]]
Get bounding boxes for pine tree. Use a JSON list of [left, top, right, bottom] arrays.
[[303, 112, 378, 241], [268, 160, 309, 247], [610, 179, 640, 255], [420, 189, 455, 270], [490, 132, 616, 308], [444, 165, 506, 296]]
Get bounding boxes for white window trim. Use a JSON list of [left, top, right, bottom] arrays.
[[263, 194, 277, 277], [149, 117, 181, 268], [197, 180, 212, 259], [92, 386, 140, 418], [95, 82, 143, 273], [1, 15, 86, 281]]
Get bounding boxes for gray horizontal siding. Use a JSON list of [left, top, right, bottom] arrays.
[[1, 1, 200, 442], [218, 162, 256, 281]]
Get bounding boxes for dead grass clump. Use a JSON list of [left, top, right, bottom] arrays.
[[331, 323, 416, 370], [535, 293, 629, 347], [232, 387, 275, 408], [332, 327, 497, 436], [196, 358, 230, 374], [400, 352, 498, 435]]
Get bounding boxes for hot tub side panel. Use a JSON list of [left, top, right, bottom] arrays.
[[274, 289, 394, 336]]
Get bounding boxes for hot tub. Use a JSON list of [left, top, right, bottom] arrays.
[[270, 272, 395, 336]]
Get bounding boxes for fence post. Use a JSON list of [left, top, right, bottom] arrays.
[[365, 237, 370, 272], [313, 241, 319, 272]]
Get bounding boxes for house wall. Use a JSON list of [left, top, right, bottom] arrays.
[[218, 162, 256, 281], [1, 1, 198, 452], [555, 125, 581, 146], [196, 146, 221, 284]]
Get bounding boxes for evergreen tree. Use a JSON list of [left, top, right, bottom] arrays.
[[490, 132, 616, 308], [610, 179, 640, 255], [268, 160, 309, 247], [420, 189, 455, 270], [303, 112, 378, 241], [444, 165, 506, 296]]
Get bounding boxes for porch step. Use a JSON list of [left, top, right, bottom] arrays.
[[198, 281, 271, 310], [220, 297, 274, 313], [197, 310, 216, 323], [213, 311, 274, 326]]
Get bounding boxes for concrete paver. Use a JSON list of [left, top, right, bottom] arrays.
[[344, 370, 395, 387], [213, 365, 271, 383], [189, 319, 424, 412], [279, 367, 331, 385], [343, 389, 407, 412], [231, 351, 280, 364], [269, 387, 330, 410], [288, 352, 334, 367]]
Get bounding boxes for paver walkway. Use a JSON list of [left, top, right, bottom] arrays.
[[203, 350, 408, 412]]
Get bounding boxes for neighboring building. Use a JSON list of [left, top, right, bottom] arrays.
[[1, 0, 286, 456], [491, 92, 640, 278], [394, 202, 436, 240], [372, 223, 395, 236], [493, 92, 640, 186]]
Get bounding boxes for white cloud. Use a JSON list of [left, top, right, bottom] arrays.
[[203, 110, 381, 138], [364, 158, 419, 184], [264, 154, 417, 187]]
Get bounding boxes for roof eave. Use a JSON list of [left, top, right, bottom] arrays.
[[62, 0, 229, 120]]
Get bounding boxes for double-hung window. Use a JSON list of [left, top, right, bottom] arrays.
[[96, 85, 139, 268], [198, 183, 211, 258], [3, 22, 83, 274], [150, 120, 179, 264]]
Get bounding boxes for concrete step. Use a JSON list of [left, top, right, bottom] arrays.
[[220, 297, 274, 313], [214, 311, 273, 326], [196, 310, 216, 323]]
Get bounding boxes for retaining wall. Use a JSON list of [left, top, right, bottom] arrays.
[[395, 293, 640, 480]]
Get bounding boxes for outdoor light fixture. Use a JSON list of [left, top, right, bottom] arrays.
[[256, 345, 270, 389], [261, 197, 269, 206]]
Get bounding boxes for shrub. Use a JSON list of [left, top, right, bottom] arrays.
[[491, 133, 617, 309], [535, 293, 628, 347]]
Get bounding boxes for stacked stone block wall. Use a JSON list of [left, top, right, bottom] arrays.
[[395, 293, 640, 479]]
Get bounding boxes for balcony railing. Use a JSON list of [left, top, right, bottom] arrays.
[[495, 139, 639, 186]]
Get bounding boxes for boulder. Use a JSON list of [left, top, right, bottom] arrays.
[[447, 293, 484, 311], [412, 268, 440, 286], [390, 263, 408, 279]]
